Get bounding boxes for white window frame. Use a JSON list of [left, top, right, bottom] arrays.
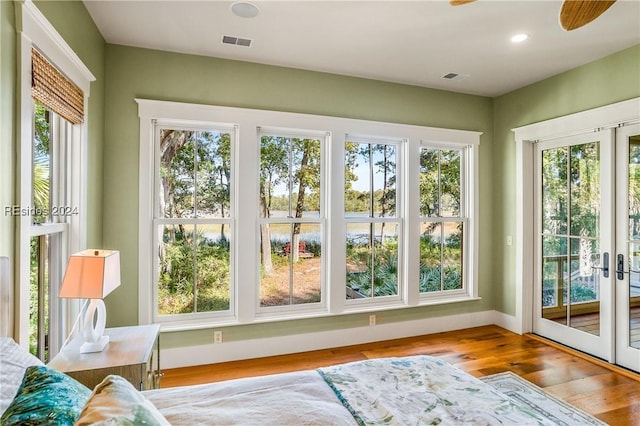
[[137, 99, 481, 331], [513, 97, 640, 334], [151, 120, 237, 325], [16, 0, 93, 351], [344, 135, 405, 307], [417, 141, 477, 303], [256, 127, 328, 318]]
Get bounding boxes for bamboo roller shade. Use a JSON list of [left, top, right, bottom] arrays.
[[31, 48, 84, 125]]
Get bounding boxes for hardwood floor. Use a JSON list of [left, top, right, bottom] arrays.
[[160, 325, 640, 425]]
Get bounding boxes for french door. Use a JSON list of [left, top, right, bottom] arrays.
[[615, 124, 640, 371], [534, 129, 614, 361], [534, 125, 640, 372]]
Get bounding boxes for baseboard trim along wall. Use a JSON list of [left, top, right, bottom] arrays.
[[159, 310, 519, 369]]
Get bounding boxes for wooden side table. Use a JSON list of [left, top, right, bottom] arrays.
[[48, 324, 161, 390]]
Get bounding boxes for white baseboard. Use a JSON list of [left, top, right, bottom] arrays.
[[491, 311, 520, 334], [160, 310, 519, 369]]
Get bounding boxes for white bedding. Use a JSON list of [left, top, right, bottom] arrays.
[[144, 356, 555, 425], [143, 370, 358, 425]]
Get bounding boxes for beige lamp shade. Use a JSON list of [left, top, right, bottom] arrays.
[[59, 250, 121, 299]]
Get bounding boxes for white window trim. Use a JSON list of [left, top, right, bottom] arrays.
[[513, 97, 640, 334], [344, 136, 405, 306], [255, 128, 328, 318], [137, 99, 481, 331], [16, 0, 94, 348], [152, 121, 238, 325], [416, 141, 478, 303]]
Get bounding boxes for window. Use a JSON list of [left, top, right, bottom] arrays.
[[28, 103, 77, 361], [138, 100, 480, 329], [258, 131, 325, 309], [345, 138, 402, 301], [153, 124, 234, 321], [17, 2, 93, 356], [419, 145, 469, 296]]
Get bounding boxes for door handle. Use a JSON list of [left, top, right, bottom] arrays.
[[617, 254, 625, 280], [615, 253, 640, 280], [592, 252, 609, 278]]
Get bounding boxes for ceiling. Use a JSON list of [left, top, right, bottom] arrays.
[[83, 0, 640, 97]]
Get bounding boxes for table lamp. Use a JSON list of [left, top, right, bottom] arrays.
[[59, 249, 121, 353]]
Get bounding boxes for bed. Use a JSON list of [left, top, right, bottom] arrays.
[[0, 337, 556, 425]]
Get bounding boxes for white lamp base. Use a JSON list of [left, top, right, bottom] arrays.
[[80, 336, 109, 353], [81, 299, 109, 353]]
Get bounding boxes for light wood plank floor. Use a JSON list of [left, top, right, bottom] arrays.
[[160, 325, 640, 425]]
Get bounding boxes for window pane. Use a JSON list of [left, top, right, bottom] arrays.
[[345, 142, 370, 217], [346, 223, 372, 299], [443, 222, 463, 290], [159, 129, 196, 218], [542, 147, 568, 235], [195, 224, 232, 313], [346, 222, 398, 299], [420, 222, 463, 293], [260, 222, 321, 307], [569, 143, 599, 238], [345, 142, 396, 218], [260, 136, 321, 219], [420, 148, 461, 218], [420, 149, 439, 217], [372, 144, 396, 218], [157, 223, 232, 315], [30, 235, 49, 361], [33, 102, 50, 224], [292, 138, 321, 217], [440, 150, 461, 217], [196, 131, 232, 218], [157, 224, 195, 315], [420, 223, 442, 292]]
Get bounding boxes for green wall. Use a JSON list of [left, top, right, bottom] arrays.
[[492, 44, 640, 315], [0, 0, 16, 259], [103, 44, 495, 346], [5, 1, 639, 351]]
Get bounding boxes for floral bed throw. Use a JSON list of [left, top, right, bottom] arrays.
[[318, 356, 554, 425]]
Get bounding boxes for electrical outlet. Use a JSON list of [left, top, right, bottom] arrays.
[[369, 314, 376, 326], [214, 330, 223, 343]]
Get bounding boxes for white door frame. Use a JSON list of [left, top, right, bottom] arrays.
[[531, 129, 615, 361], [514, 98, 640, 337], [614, 123, 640, 371]]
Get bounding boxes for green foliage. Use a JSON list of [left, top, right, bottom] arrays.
[[157, 230, 230, 315]]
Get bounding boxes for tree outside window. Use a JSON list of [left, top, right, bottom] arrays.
[[345, 140, 399, 300], [258, 135, 323, 307], [419, 148, 464, 293], [155, 128, 232, 316]]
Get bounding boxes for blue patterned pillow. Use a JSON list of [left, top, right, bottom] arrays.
[[0, 365, 91, 425]]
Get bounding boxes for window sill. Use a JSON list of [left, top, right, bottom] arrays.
[[155, 295, 482, 333]]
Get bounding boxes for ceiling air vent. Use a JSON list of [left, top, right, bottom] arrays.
[[222, 35, 252, 47], [442, 72, 469, 81]]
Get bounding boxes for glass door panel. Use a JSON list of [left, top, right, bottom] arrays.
[[615, 125, 640, 372], [535, 129, 614, 361]]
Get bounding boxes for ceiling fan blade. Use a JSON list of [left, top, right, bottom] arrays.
[[450, 0, 476, 6], [560, 0, 616, 31]]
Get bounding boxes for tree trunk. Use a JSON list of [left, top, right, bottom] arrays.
[[292, 147, 310, 263], [259, 183, 274, 274]]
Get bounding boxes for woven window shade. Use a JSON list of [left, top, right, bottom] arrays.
[[31, 48, 84, 125]]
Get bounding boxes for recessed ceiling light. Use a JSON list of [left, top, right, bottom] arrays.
[[511, 33, 529, 43], [231, 2, 259, 18]]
